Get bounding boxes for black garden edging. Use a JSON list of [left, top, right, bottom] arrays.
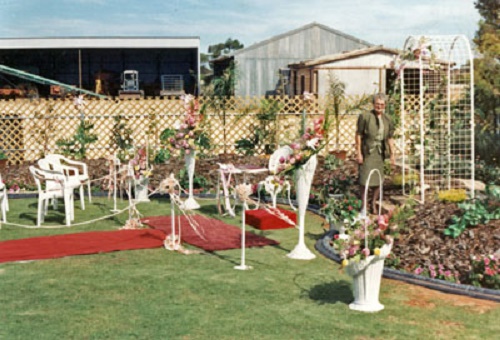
[[315, 229, 500, 303]]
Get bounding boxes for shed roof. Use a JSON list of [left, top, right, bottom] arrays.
[[290, 45, 400, 67], [211, 22, 372, 62], [0, 36, 200, 49]]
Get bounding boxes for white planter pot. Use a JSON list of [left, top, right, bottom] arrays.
[[134, 176, 150, 202], [345, 243, 392, 312], [183, 151, 200, 210], [287, 155, 317, 260]]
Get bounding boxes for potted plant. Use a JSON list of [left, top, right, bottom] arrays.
[[331, 213, 397, 312]]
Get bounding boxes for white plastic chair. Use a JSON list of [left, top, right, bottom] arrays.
[[29, 165, 79, 227], [38, 154, 91, 209], [0, 173, 8, 222]]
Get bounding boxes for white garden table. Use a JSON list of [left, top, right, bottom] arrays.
[[216, 164, 268, 217]]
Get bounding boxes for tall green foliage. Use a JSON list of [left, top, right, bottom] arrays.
[[235, 98, 282, 155], [56, 120, 98, 159], [204, 62, 237, 153], [473, 0, 499, 131], [110, 114, 134, 161]]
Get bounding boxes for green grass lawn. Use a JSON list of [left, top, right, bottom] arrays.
[[0, 196, 498, 339]]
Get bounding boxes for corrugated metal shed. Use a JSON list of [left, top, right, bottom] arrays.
[[212, 22, 372, 97]]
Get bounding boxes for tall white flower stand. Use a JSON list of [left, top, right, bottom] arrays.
[[234, 190, 252, 270], [287, 155, 317, 260], [134, 176, 150, 202], [345, 243, 392, 312], [183, 152, 200, 210]]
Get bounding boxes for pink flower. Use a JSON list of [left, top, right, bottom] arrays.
[[361, 248, 370, 257], [279, 156, 285, 164], [414, 267, 424, 275], [484, 257, 491, 266], [485, 268, 495, 276]]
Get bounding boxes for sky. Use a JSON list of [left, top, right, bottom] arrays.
[[0, 0, 482, 53]]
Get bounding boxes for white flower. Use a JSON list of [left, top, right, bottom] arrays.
[[303, 91, 314, 101], [181, 94, 195, 104], [306, 137, 319, 150], [173, 121, 181, 130]]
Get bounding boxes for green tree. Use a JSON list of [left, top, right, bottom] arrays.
[[473, 0, 500, 165], [208, 38, 244, 59], [473, 0, 499, 129]]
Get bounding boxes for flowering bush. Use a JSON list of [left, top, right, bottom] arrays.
[[330, 213, 396, 267], [321, 195, 362, 226], [129, 147, 153, 180], [437, 189, 467, 203], [275, 116, 327, 175], [165, 94, 209, 157], [413, 264, 460, 283], [324, 173, 355, 196], [469, 255, 500, 289]]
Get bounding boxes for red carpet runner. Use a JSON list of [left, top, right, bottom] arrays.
[[142, 215, 279, 252], [0, 216, 279, 263], [0, 229, 166, 264]]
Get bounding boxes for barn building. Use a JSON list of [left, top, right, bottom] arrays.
[[211, 22, 373, 97]]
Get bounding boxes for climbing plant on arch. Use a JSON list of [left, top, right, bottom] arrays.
[[397, 35, 474, 203]]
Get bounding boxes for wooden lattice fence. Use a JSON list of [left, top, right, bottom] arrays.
[[0, 95, 366, 164]]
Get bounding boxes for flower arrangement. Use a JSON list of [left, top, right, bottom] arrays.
[[166, 94, 209, 157], [275, 115, 327, 175], [129, 146, 153, 180], [330, 213, 396, 267]]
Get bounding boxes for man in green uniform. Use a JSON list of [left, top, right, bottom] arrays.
[[355, 93, 395, 215]]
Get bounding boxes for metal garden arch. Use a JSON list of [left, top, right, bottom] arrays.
[[399, 35, 474, 203]]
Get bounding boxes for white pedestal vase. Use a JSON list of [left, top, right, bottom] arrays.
[[183, 151, 200, 210], [287, 155, 317, 260], [345, 243, 392, 312], [134, 176, 150, 202]]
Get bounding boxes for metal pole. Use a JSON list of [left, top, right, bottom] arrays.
[[78, 49, 82, 89]]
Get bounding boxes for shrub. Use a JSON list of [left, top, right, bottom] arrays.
[[392, 173, 418, 186], [438, 189, 467, 203], [468, 255, 500, 290]]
